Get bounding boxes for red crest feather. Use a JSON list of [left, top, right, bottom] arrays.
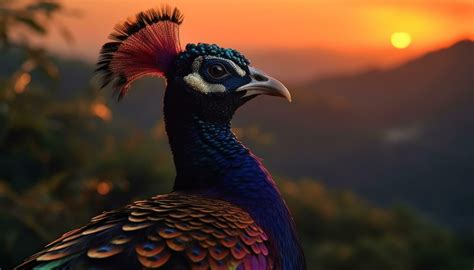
[[96, 6, 183, 100]]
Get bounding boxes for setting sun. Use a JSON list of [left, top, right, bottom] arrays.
[[391, 32, 412, 49]]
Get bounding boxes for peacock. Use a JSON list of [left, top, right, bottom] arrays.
[[16, 6, 306, 270]]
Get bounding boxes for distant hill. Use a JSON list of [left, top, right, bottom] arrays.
[[244, 46, 424, 84], [239, 40, 474, 231], [1, 40, 473, 231], [245, 47, 378, 84]]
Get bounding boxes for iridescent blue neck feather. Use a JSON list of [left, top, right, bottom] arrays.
[[164, 83, 306, 269]]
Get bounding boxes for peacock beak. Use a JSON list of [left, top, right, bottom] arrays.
[[237, 67, 292, 102]]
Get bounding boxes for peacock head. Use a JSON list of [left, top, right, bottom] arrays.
[[168, 43, 290, 121], [96, 6, 290, 122]]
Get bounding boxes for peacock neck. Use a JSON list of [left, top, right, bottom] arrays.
[[164, 104, 306, 269], [165, 112, 241, 186]]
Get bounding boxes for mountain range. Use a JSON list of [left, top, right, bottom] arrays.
[[240, 40, 474, 231]]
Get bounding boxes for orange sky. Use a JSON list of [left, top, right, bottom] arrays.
[[37, 0, 474, 81]]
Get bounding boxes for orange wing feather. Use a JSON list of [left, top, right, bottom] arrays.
[[16, 193, 272, 270]]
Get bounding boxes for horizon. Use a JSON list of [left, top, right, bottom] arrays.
[[48, 38, 473, 85]]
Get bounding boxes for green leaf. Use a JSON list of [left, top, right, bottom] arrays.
[[13, 14, 46, 34], [26, 1, 62, 17]]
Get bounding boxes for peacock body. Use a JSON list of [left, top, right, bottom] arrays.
[[16, 6, 305, 270]]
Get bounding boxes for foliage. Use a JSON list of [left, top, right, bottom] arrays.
[[280, 179, 473, 270], [0, 1, 473, 269], [0, 0, 73, 47]]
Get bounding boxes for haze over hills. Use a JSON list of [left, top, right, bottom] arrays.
[[1, 40, 472, 231], [228, 47, 422, 84]]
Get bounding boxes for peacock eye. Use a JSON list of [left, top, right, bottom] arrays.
[[207, 63, 229, 80]]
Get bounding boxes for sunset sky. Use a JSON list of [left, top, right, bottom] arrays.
[[38, 0, 474, 82]]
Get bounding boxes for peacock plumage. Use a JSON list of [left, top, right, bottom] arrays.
[[16, 6, 306, 270]]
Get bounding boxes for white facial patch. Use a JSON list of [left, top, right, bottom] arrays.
[[183, 56, 246, 94], [183, 73, 226, 93]]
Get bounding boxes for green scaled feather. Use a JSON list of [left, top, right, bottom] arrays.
[[33, 255, 77, 270]]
